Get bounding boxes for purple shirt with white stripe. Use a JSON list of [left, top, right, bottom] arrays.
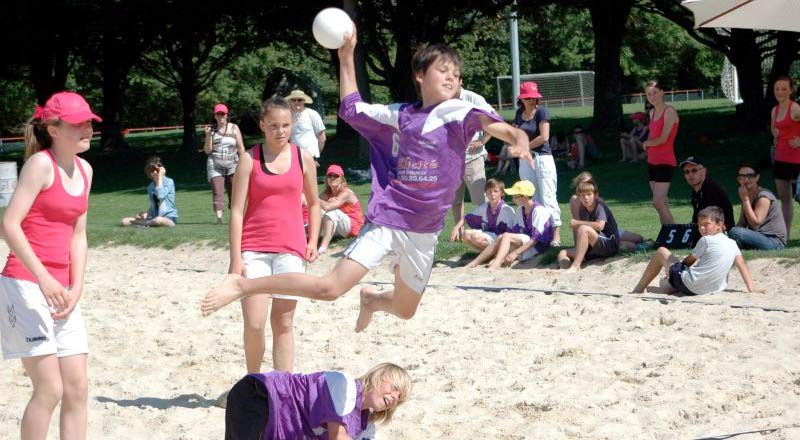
[[465, 201, 515, 234], [339, 93, 503, 233], [511, 201, 554, 254]]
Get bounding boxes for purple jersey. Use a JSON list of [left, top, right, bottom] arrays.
[[339, 93, 503, 233], [511, 201, 554, 254], [252, 370, 375, 440], [464, 201, 515, 234]]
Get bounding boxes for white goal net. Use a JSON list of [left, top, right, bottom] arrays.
[[495, 71, 594, 111], [720, 57, 743, 104]]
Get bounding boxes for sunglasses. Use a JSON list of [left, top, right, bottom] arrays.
[[215, 112, 227, 116], [737, 172, 757, 179], [290, 98, 305, 102], [683, 167, 704, 175], [326, 174, 341, 178]]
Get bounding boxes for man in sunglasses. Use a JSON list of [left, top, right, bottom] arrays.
[[681, 156, 734, 244]]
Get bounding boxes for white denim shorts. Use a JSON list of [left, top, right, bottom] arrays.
[[344, 223, 439, 294], [0, 276, 88, 360], [323, 209, 352, 238], [242, 251, 306, 301]]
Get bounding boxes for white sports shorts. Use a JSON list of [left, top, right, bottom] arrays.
[[242, 251, 307, 301], [344, 223, 439, 294], [0, 276, 88, 360], [323, 209, 352, 238]]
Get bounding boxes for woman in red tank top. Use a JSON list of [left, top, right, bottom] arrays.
[[770, 75, 800, 240], [0, 92, 98, 439], [642, 80, 678, 225], [228, 97, 319, 374]]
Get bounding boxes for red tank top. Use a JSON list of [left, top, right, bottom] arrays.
[[3, 150, 89, 286], [646, 107, 678, 166], [772, 103, 800, 164], [241, 144, 307, 259], [324, 189, 364, 236]]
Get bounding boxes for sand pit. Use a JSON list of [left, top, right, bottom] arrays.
[[0, 242, 798, 439]]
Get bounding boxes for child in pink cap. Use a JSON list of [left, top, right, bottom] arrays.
[[0, 91, 99, 439], [318, 164, 364, 253]]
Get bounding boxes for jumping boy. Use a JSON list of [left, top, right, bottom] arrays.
[[201, 23, 530, 331], [558, 179, 620, 272], [632, 206, 762, 295], [465, 180, 552, 271]]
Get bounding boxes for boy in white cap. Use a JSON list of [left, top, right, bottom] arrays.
[[286, 89, 326, 160], [465, 180, 553, 271]]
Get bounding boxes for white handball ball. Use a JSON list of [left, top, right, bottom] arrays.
[[312, 7, 353, 50]]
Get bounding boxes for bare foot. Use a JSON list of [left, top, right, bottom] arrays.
[[464, 262, 478, 269], [201, 274, 245, 316], [355, 286, 381, 332], [561, 266, 579, 274], [487, 264, 501, 272], [631, 285, 645, 293], [558, 258, 571, 269]]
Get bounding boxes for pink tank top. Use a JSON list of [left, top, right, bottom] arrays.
[[646, 107, 678, 166], [773, 103, 800, 164], [325, 189, 364, 236], [241, 144, 307, 259], [3, 150, 89, 286]]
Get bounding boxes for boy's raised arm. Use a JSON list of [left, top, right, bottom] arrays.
[[482, 117, 531, 161], [338, 25, 358, 100]]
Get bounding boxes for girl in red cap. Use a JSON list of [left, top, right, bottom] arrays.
[[203, 102, 245, 225], [317, 164, 364, 253], [0, 91, 99, 439], [513, 81, 562, 246], [227, 97, 320, 374]]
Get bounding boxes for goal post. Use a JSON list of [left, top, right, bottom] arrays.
[[496, 71, 595, 111]]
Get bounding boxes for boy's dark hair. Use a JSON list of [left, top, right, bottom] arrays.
[[144, 155, 162, 176], [484, 178, 505, 192], [410, 43, 462, 96], [698, 206, 724, 224], [737, 162, 760, 176], [260, 97, 292, 119]]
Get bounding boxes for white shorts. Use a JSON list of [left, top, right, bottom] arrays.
[[483, 231, 498, 246], [322, 209, 352, 238], [242, 251, 306, 301], [514, 234, 540, 262], [344, 223, 439, 294], [0, 276, 88, 360]]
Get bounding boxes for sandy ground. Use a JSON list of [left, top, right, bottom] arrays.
[[0, 242, 799, 439]]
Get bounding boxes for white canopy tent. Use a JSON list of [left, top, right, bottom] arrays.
[[681, 0, 800, 32]]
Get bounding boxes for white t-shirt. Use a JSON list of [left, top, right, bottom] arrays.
[[681, 233, 741, 295], [459, 88, 495, 163], [290, 108, 325, 158]]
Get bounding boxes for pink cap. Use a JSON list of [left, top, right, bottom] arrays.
[[213, 103, 228, 114], [630, 112, 646, 121], [38, 92, 102, 124], [518, 81, 543, 100], [326, 164, 344, 176]]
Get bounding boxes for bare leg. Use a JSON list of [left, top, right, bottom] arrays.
[[21, 355, 63, 440], [121, 217, 136, 226], [462, 230, 491, 251], [557, 249, 572, 269], [202, 258, 368, 316], [465, 237, 501, 268], [566, 225, 599, 271], [775, 178, 794, 240], [270, 298, 297, 371], [58, 354, 88, 440], [318, 216, 336, 252], [619, 138, 629, 162], [488, 234, 523, 271], [632, 247, 677, 292], [241, 295, 268, 373], [148, 216, 175, 227], [650, 181, 674, 225], [355, 267, 423, 332]]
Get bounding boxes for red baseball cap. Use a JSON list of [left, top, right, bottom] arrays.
[[39, 92, 102, 124], [518, 81, 543, 100], [326, 164, 344, 177], [630, 112, 646, 121], [213, 103, 228, 114]]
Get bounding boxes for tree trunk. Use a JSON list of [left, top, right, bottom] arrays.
[[29, 40, 70, 104], [728, 29, 767, 127], [764, 31, 800, 111], [588, 0, 633, 132], [179, 82, 198, 153], [99, 40, 131, 152], [335, 0, 373, 158]]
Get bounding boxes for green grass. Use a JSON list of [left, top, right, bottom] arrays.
[[1, 98, 798, 265]]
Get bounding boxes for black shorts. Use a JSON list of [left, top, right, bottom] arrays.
[[668, 262, 696, 295], [648, 164, 675, 183], [586, 235, 619, 260], [225, 376, 270, 440], [773, 160, 800, 181]]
